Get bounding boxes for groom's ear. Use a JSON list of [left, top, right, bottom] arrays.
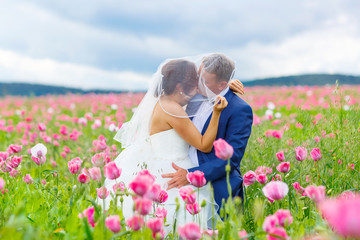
[[218, 80, 228, 91]]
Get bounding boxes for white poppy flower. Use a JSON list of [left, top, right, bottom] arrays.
[[31, 143, 47, 158]]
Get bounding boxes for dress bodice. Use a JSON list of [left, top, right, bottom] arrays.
[[149, 129, 190, 160]]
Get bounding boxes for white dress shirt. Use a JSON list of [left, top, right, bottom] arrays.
[[188, 87, 229, 166]]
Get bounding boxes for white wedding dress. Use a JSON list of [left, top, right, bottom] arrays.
[[100, 128, 218, 232]]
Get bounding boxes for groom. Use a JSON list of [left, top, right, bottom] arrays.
[[162, 53, 253, 213]]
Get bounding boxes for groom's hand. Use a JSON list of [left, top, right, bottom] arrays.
[[161, 162, 189, 190]]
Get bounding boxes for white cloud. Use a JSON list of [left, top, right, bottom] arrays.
[[0, 49, 151, 90], [0, 1, 194, 69], [1, 0, 360, 89], [228, 17, 360, 79]]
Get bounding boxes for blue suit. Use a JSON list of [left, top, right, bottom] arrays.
[[187, 90, 253, 211]]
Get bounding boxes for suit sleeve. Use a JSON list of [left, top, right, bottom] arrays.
[[188, 104, 253, 183]]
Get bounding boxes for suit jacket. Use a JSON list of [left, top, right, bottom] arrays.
[[187, 90, 253, 209]]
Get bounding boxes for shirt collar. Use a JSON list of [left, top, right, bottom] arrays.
[[219, 86, 229, 97]]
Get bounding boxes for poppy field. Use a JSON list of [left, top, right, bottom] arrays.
[[0, 83, 359, 240]]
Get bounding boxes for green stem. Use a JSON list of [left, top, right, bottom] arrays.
[[288, 187, 292, 214], [197, 187, 200, 226], [39, 164, 42, 182], [244, 185, 248, 217], [210, 183, 216, 234], [316, 162, 320, 185], [226, 158, 232, 199], [114, 179, 118, 213], [103, 196, 106, 239]]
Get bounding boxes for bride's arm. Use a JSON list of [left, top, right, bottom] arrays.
[[167, 96, 227, 153]]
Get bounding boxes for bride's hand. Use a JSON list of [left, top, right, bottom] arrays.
[[229, 79, 245, 95], [213, 96, 228, 113]]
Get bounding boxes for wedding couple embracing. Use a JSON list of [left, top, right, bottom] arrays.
[[100, 53, 253, 231]]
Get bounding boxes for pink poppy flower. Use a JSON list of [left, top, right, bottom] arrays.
[[304, 185, 325, 203], [276, 162, 290, 173], [38, 123, 46, 131], [155, 207, 167, 219], [253, 115, 261, 125], [295, 146, 307, 161], [63, 146, 71, 153], [78, 173, 90, 184], [113, 182, 125, 193], [0, 152, 9, 162], [243, 170, 256, 187], [129, 171, 155, 197], [291, 182, 304, 195], [255, 166, 272, 175], [187, 170, 206, 188], [276, 151, 285, 162], [88, 167, 102, 182], [272, 130, 283, 139], [79, 206, 96, 227], [179, 186, 196, 204], [203, 229, 219, 237], [256, 174, 268, 184], [126, 215, 144, 231], [274, 174, 282, 181], [154, 190, 168, 204], [7, 144, 22, 155], [186, 202, 201, 215], [274, 209, 293, 227], [91, 153, 109, 167], [104, 162, 121, 180], [310, 148, 321, 162], [263, 214, 279, 232], [267, 227, 289, 240], [339, 191, 356, 200], [178, 222, 201, 240], [105, 215, 121, 233], [318, 195, 360, 238], [0, 177, 5, 191], [96, 187, 109, 199], [146, 218, 163, 233], [238, 230, 248, 240], [213, 138, 234, 160], [23, 174, 33, 184], [265, 130, 274, 138], [68, 157, 82, 174], [262, 181, 289, 201], [9, 168, 20, 177], [9, 156, 22, 169], [59, 125, 68, 135], [134, 197, 153, 215]]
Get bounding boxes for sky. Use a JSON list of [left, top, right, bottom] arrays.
[[0, 0, 360, 90]]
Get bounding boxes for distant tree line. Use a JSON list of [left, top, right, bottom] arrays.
[[0, 82, 129, 97], [1, 74, 360, 97], [242, 74, 360, 87]]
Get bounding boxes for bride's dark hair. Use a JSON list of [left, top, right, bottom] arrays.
[[155, 59, 198, 97]]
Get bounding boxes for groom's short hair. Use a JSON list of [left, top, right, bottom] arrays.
[[202, 53, 235, 82]]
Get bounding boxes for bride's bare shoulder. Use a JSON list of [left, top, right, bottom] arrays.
[[158, 99, 186, 117]]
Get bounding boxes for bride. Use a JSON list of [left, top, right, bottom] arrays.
[[100, 56, 242, 231]]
